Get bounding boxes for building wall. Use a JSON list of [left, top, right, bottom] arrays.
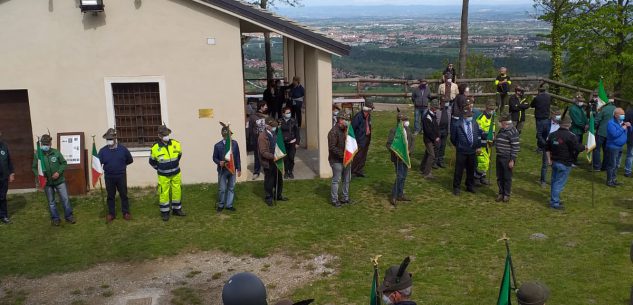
[[0, 0, 247, 187]]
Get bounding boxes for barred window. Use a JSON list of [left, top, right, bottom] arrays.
[[112, 82, 162, 148]]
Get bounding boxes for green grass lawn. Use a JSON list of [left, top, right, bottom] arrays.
[[2, 111, 632, 304]]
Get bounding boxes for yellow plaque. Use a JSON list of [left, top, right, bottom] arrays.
[[198, 109, 214, 118]]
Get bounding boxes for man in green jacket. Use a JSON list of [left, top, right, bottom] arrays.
[[593, 99, 616, 171], [32, 134, 75, 226], [569, 94, 588, 165]]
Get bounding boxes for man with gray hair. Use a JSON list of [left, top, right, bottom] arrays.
[[379, 257, 416, 305]]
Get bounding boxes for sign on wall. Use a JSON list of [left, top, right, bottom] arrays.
[[59, 134, 82, 165]]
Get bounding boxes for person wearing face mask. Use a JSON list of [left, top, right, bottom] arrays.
[[149, 124, 185, 221], [386, 112, 414, 206], [531, 84, 552, 153], [32, 134, 75, 226], [378, 257, 416, 305], [212, 124, 242, 213], [328, 112, 352, 207], [539, 109, 561, 187], [434, 97, 451, 168], [411, 79, 431, 135], [280, 106, 300, 179], [98, 128, 133, 223], [494, 67, 512, 113], [420, 100, 439, 180], [0, 131, 15, 224], [569, 94, 588, 165], [248, 101, 269, 180], [593, 95, 616, 171], [606, 107, 631, 187], [439, 73, 458, 104], [289, 76, 305, 127], [474, 101, 497, 186], [332, 105, 341, 127], [451, 110, 484, 196], [494, 114, 520, 202], [351, 101, 375, 178], [508, 86, 530, 133], [258, 117, 287, 206]]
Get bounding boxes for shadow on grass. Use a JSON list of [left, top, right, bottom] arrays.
[[7, 195, 28, 215], [613, 199, 633, 210], [512, 186, 549, 205]]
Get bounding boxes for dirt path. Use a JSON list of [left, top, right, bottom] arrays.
[[0, 252, 337, 305]]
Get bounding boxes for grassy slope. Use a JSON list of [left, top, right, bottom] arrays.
[[1, 111, 632, 304]]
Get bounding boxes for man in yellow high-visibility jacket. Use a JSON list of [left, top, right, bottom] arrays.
[[475, 101, 496, 186], [149, 125, 185, 221]]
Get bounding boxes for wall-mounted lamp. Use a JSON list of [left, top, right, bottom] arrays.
[[80, 0, 105, 13]]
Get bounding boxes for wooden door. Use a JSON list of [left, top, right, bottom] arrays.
[[0, 90, 35, 189]]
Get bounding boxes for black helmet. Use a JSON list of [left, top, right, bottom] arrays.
[[222, 272, 267, 305]]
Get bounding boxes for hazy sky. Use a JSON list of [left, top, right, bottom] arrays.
[[298, 0, 532, 6]]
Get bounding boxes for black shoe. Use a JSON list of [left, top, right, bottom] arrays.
[[549, 205, 565, 211], [161, 212, 170, 221], [288, 172, 295, 179], [389, 197, 397, 206], [453, 188, 461, 196], [65, 216, 76, 224], [216, 207, 223, 214], [172, 209, 186, 216], [276, 196, 289, 201], [354, 173, 366, 178], [52, 219, 61, 226], [332, 201, 342, 208], [466, 188, 476, 193], [339, 199, 351, 205], [0, 217, 11, 224], [265, 199, 273, 206], [397, 196, 412, 202], [226, 207, 237, 212], [438, 163, 446, 168], [625, 173, 632, 177]]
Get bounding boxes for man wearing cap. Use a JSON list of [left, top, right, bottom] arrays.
[[258, 117, 287, 206], [517, 281, 549, 305], [420, 100, 439, 179], [495, 114, 520, 202], [248, 101, 268, 180], [387, 112, 414, 205], [509, 86, 529, 133], [474, 101, 497, 186], [546, 115, 586, 210], [328, 112, 352, 207], [495, 67, 512, 113], [351, 101, 374, 178], [606, 107, 630, 187], [411, 79, 431, 135], [32, 134, 75, 226], [0, 131, 15, 224], [531, 85, 552, 153], [98, 128, 133, 223], [379, 258, 416, 305], [451, 110, 483, 195], [439, 73, 458, 103], [594, 97, 616, 171], [212, 125, 241, 213], [149, 125, 185, 221], [435, 96, 452, 168]]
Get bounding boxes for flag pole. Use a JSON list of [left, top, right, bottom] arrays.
[[371, 255, 382, 305], [92, 135, 107, 219], [497, 233, 518, 290]]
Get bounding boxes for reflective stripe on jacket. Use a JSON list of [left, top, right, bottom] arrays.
[[149, 140, 182, 176]]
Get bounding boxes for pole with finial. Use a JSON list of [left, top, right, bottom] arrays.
[[371, 255, 382, 305], [497, 233, 518, 290]]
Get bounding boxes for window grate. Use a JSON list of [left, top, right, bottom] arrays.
[[112, 82, 162, 148]]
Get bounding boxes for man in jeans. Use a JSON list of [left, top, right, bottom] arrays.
[[328, 113, 352, 207], [546, 116, 585, 210], [411, 79, 431, 135], [32, 134, 75, 226], [387, 112, 414, 206], [213, 125, 241, 212], [98, 128, 133, 223], [606, 108, 630, 187], [531, 85, 551, 153]]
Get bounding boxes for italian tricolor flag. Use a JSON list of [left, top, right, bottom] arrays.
[[343, 122, 358, 167], [586, 111, 596, 162], [224, 132, 236, 175], [35, 140, 47, 189], [91, 141, 103, 187]]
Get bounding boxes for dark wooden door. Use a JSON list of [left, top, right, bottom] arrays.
[[0, 90, 35, 189]]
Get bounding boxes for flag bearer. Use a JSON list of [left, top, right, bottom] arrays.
[[149, 125, 185, 221], [98, 128, 133, 223], [328, 112, 352, 208], [212, 123, 241, 213], [378, 257, 417, 305], [258, 117, 287, 206], [387, 111, 414, 206]]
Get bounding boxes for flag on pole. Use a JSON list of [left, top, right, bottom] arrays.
[[496, 255, 513, 305], [389, 121, 411, 168], [274, 127, 286, 173], [224, 131, 236, 175], [370, 266, 380, 305], [35, 140, 47, 189], [586, 111, 596, 162], [597, 78, 609, 110], [91, 140, 103, 187], [343, 122, 359, 167]]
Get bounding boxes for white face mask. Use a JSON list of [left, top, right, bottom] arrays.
[[578, 102, 584, 107], [333, 111, 339, 116], [284, 113, 291, 119], [465, 87, 470, 93], [555, 115, 562, 121], [403, 121, 410, 127], [446, 78, 452, 83], [363, 106, 372, 112], [382, 295, 393, 305], [106, 140, 115, 146], [444, 102, 450, 107], [272, 127, 277, 132], [162, 136, 170, 142]]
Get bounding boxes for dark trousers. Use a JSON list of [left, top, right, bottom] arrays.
[[253, 144, 261, 175], [497, 94, 510, 113], [284, 142, 297, 174], [105, 175, 129, 216], [421, 140, 436, 175], [392, 160, 408, 199], [0, 179, 8, 219], [573, 133, 583, 164], [263, 165, 283, 200], [536, 119, 551, 150], [453, 152, 476, 190], [516, 121, 525, 133], [292, 100, 303, 128], [435, 132, 448, 165], [352, 135, 371, 175], [592, 135, 607, 170], [496, 156, 513, 196]]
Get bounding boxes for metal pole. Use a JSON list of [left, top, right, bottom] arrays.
[[503, 237, 519, 290]]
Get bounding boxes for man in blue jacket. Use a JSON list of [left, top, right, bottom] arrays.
[[213, 125, 241, 212], [352, 101, 374, 177], [451, 110, 483, 195], [606, 108, 630, 187], [98, 128, 133, 223]]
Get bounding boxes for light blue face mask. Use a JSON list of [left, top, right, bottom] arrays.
[[555, 115, 562, 121], [41, 145, 50, 152], [619, 114, 626, 122], [465, 117, 473, 122]]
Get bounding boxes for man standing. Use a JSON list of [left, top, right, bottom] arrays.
[[495, 114, 520, 202], [475, 101, 496, 186], [32, 134, 75, 226], [606, 108, 630, 187], [328, 113, 352, 208], [0, 131, 15, 224], [451, 110, 483, 195], [351, 101, 374, 177], [451, 84, 468, 129], [280, 106, 300, 179], [439, 73, 458, 103], [259, 117, 287, 206], [569, 94, 588, 165], [411, 79, 431, 135], [546, 116, 585, 210], [594, 98, 616, 171], [420, 101, 439, 179], [540, 109, 561, 187], [495, 67, 512, 113], [149, 125, 185, 221], [213, 124, 241, 213], [531, 85, 552, 153], [378, 257, 417, 305], [623, 107, 633, 177], [248, 101, 268, 179], [435, 96, 451, 168], [387, 112, 414, 205], [508, 87, 529, 133], [98, 128, 133, 223], [289, 76, 305, 128]]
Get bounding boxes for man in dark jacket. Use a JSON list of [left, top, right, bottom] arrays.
[[451, 83, 469, 129], [508, 86, 529, 133], [411, 79, 431, 134], [594, 99, 616, 171], [451, 110, 483, 195], [258, 117, 287, 206], [248, 101, 268, 179], [280, 106, 300, 179], [212, 125, 241, 213], [387, 112, 414, 206], [420, 100, 440, 179], [569, 94, 588, 165], [531, 85, 552, 152], [328, 113, 351, 207], [435, 96, 451, 168], [495, 114, 520, 202], [351, 101, 374, 177], [0, 131, 15, 224], [289, 76, 305, 127], [98, 128, 134, 223], [546, 116, 586, 210]]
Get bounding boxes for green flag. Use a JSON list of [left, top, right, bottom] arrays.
[[497, 255, 513, 305], [274, 127, 287, 173], [389, 121, 411, 168], [597, 78, 609, 109], [370, 267, 379, 305]]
